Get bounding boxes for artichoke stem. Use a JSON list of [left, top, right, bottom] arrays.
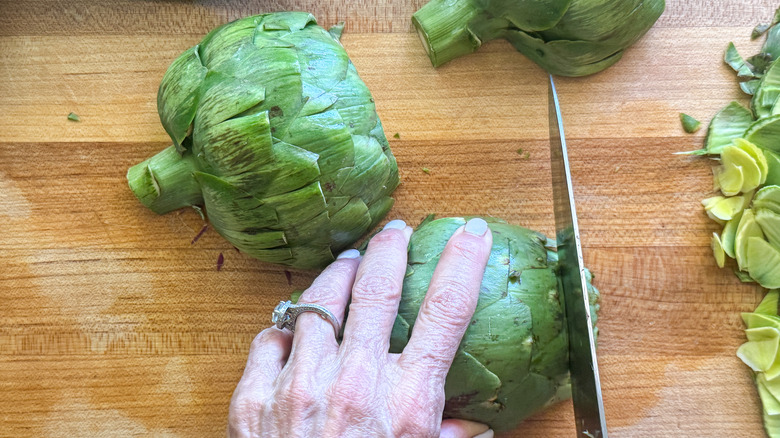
[[127, 145, 203, 215], [412, 0, 492, 67]]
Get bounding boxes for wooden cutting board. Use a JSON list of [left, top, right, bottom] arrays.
[[0, 1, 775, 436]]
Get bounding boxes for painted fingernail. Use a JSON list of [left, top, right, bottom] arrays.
[[383, 219, 407, 230], [464, 218, 488, 236], [473, 430, 494, 438], [337, 249, 361, 259]]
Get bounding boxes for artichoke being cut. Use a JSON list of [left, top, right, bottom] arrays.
[[127, 13, 399, 269], [411, 0, 664, 76], [389, 216, 600, 432]]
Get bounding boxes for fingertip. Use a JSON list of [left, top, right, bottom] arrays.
[[464, 217, 488, 236], [440, 419, 491, 438], [336, 248, 362, 260]]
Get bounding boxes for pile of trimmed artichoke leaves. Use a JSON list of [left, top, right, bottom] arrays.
[[678, 10, 780, 437], [119, 2, 775, 435]]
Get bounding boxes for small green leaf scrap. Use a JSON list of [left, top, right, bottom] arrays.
[[421, 167, 431, 174], [393, 132, 401, 139], [680, 113, 701, 133], [67, 112, 80, 122]]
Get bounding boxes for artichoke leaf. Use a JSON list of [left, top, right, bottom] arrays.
[[539, 0, 664, 47], [337, 135, 394, 203], [477, 0, 572, 32], [712, 233, 726, 268], [703, 102, 753, 156], [365, 196, 396, 231], [753, 58, 780, 119], [763, 24, 780, 63], [198, 16, 259, 67], [246, 140, 321, 198], [756, 185, 780, 205], [743, 312, 780, 331], [756, 208, 780, 249], [389, 313, 411, 353], [721, 145, 763, 193], [328, 197, 372, 249], [738, 326, 780, 372], [494, 372, 562, 430], [157, 46, 208, 151], [754, 291, 780, 318], [758, 376, 780, 417], [715, 164, 744, 198], [735, 139, 770, 185], [735, 209, 765, 271], [300, 83, 339, 118], [193, 171, 279, 231], [765, 150, 780, 185], [722, 210, 744, 259], [193, 112, 274, 181], [443, 350, 503, 423], [280, 109, 356, 188], [505, 29, 625, 77], [748, 237, 780, 288], [459, 294, 533, 383]]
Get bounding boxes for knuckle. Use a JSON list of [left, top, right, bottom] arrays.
[[369, 229, 408, 248], [425, 278, 476, 329], [392, 397, 439, 437], [277, 372, 318, 416], [352, 272, 402, 304], [250, 328, 281, 352], [327, 362, 375, 416], [228, 387, 266, 431], [448, 237, 486, 265], [299, 284, 342, 308]]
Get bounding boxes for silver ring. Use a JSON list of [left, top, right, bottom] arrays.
[[272, 300, 340, 336]]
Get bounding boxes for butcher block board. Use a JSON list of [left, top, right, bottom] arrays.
[[0, 1, 776, 436]]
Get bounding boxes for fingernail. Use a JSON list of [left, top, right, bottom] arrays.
[[383, 219, 407, 230], [474, 430, 494, 438], [337, 249, 361, 259], [464, 218, 488, 236]]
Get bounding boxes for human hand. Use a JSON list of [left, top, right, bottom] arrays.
[[228, 218, 494, 438]]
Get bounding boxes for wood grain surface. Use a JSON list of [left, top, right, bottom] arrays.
[[0, 1, 777, 436]]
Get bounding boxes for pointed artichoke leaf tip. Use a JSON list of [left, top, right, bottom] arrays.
[[329, 22, 345, 41]]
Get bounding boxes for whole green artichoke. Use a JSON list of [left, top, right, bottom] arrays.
[[127, 12, 399, 269], [412, 0, 665, 76], [390, 216, 600, 432]]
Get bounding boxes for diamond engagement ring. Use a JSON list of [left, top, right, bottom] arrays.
[[272, 300, 340, 336]]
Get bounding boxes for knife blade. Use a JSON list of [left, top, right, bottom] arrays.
[[548, 75, 608, 438]]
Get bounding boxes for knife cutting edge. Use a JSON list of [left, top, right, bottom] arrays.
[[548, 75, 608, 438]]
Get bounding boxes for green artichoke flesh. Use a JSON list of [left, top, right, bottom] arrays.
[[127, 13, 399, 269]]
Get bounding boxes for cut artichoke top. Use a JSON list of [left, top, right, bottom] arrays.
[[389, 216, 600, 432], [127, 12, 399, 269], [412, 0, 664, 76]]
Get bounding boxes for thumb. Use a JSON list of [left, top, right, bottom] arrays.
[[440, 418, 494, 438]]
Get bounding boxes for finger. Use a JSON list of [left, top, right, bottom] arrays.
[[290, 250, 362, 356], [240, 327, 293, 386], [341, 219, 412, 355], [439, 419, 492, 438], [401, 218, 492, 380], [228, 327, 293, 436]]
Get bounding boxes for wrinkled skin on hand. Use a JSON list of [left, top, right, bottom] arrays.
[[228, 219, 495, 438]]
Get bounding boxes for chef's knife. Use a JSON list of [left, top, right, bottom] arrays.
[[548, 75, 608, 438]]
